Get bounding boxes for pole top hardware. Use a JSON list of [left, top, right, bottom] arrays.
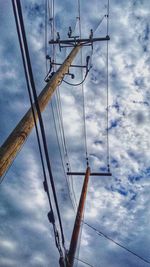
[[44, 55, 92, 83], [49, 27, 110, 49]]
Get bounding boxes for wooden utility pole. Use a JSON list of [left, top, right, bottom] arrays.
[[66, 167, 91, 267], [0, 45, 81, 178]]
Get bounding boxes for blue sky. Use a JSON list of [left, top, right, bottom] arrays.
[[0, 0, 150, 266]]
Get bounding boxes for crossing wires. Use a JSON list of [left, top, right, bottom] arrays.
[[45, 0, 77, 210], [12, 0, 66, 261], [77, 0, 89, 167]]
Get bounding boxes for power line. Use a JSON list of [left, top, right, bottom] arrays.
[[45, 0, 76, 211], [12, 0, 60, 256], [12, 0, 66, 260], [74, 257, 95, 267], [45, 0, 48, 72], [77, 0, 89, 167], [45, 0, 77, 211], [106, 0, 110, 172], [83, 221, 150, 265], [54, 90, 77, 209], [50, 99, 76, 211], [93, 14, 107, 33], [62, 67, 90, 87]]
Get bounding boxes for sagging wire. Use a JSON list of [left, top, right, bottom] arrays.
[[62, 65, 91, 87]]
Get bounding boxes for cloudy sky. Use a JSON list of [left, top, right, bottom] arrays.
[[0, 0, 150, 266]]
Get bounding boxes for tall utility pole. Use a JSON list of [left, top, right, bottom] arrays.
[[0, 45, 81, 178], [66, 167, 91, 267]]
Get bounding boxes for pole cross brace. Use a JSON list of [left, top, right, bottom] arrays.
[[67, 172, 112, 176], [50, 62, 87, 68]]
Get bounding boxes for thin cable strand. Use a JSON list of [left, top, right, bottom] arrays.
[[78, 0, 89, 166], [45, 0, 76, 212], [84, 221, 150, 265], [12, 0, 65, 259], [51, 99, 76, 211], [106, 0, 110, 171], [55, 90, 77, 209], [13, 0, 66, 251], [49, 0, 77, 211], [74, 257, 95, 267]]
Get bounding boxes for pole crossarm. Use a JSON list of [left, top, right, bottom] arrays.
[[0, 45, 81, 178], [49, 35, 110, 45], [67, 172, 112, 176]]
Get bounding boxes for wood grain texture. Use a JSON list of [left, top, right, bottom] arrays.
[[0, 45, 81, 178]]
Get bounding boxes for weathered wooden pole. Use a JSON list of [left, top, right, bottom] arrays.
[[0, 45, 81, 178], [66, 167, 91, 267]]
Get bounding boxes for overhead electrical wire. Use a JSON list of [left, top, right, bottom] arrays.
[[73, 1, 90, 266], [106, 0, 110, 172], [62, 67, 91, 87], [11, 0, 147, 266], [50, 100, 76, 211], [45, 0, 75, 211], [74, 257, 95, 267], [78, 0, 89, 167], [45, 0, 77, 211], [93, 14, 107, 33], [54, 90, 77, 209], [12, 0, 66, 260], [45, 0, 48, 72], [12, 0, 63, 258], [84, 221, 150, 265], [47, 0, 77, 214], [46, 0, 77, 210]]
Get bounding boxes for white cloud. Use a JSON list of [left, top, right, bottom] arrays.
[[1, 0, 150, 266]]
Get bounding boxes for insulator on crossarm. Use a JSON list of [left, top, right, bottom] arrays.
[[68, 26, 72, 38], [66, 163, 69, 172], [107, 164, 110, 172]]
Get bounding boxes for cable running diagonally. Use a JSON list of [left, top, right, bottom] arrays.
[[93, 14, 107, 33], [84, 221, 150, 265], [74, 257, 95, 267], [12, 0, 66, 255], [12, 0, 65, 259]]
